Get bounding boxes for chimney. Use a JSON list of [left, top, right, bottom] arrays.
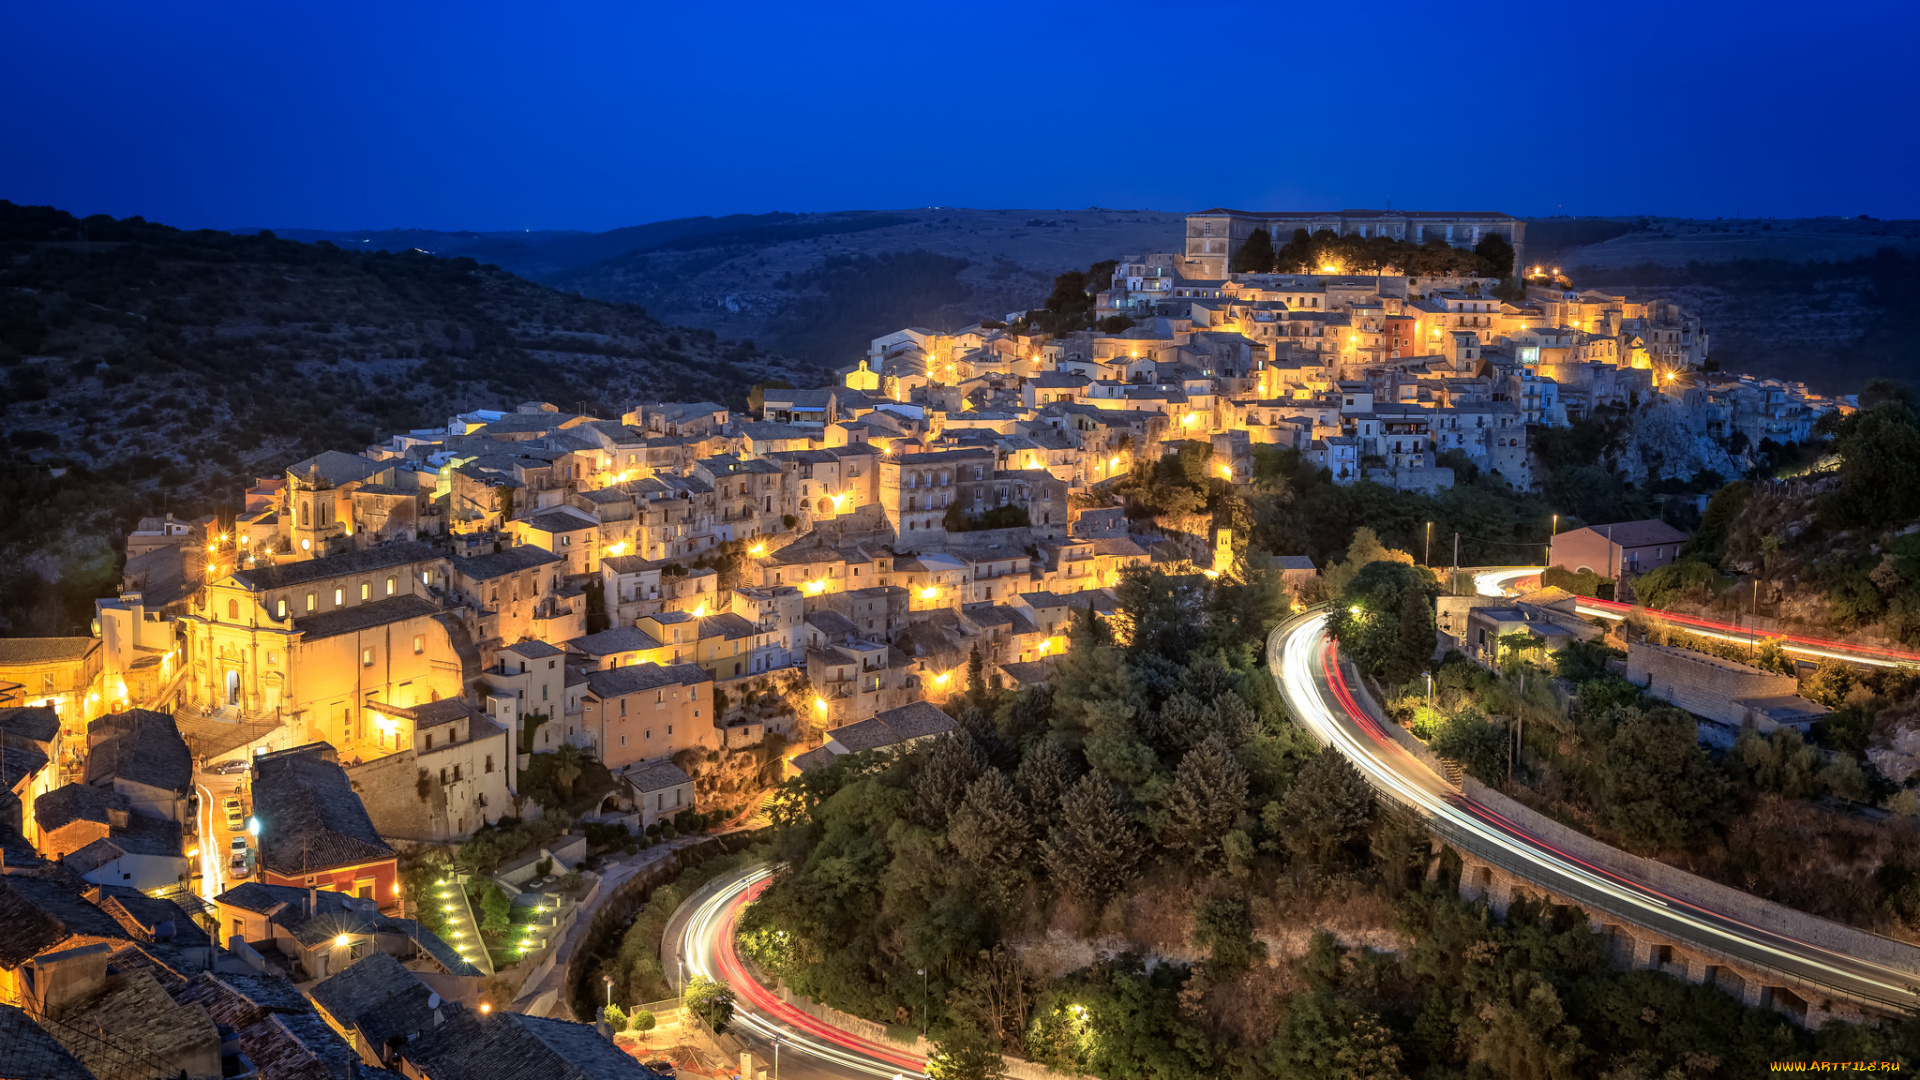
[[309, 886, 319, 918]]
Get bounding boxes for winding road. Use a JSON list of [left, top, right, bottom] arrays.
[[1268, 606, 1920, 1014], [669, 582, 1920, 1072], [674, 866, 926, 1079]]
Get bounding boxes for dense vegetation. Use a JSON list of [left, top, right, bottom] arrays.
[[740, 566, 1915, 1077], [1017, 260, 1118, 337], [1231, 226, 1515, 282], [0, 201, 810, 635]]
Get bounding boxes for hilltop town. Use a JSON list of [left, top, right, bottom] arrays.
[[0, 205, 1886, 1078]]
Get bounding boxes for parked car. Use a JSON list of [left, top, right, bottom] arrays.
[[211, 759, 252, 776], [230, 834, 249, 857], [229, 851, 250, 879], [224, 797, 245, 832]]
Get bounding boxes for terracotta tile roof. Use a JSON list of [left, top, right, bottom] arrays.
[[0, 637, 99, 665], [0, 876, 129, 969], [403, 1009, 662, 1080], [85, 710, 192, 795], [251, 746, 395, 876], [0, 1002, 97, 1080]]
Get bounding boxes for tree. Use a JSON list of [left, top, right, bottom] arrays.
[[684, 975, 736, 1034], [1278, 746, 1375, 865], [551, 743, 585, 803], [747, 379, 793, 414], [602, 1004, 627, 1029], [1040, 774, 1141, 909], [1326, 559, 1436, 682], [1429, 711, 1508, 785], [948, 770, 1033, 873], [1191, 894, 1267, 975], [1264, 989, 1409, 1080], [1162, 734, 1247, 863], [913, 729, 988, 827], [1474, 233, 1515, 277], [1596, 707, 1728, 851], [1322, 527, 1415, 597], [1231, 228, 1275, 273], [480, 882, 512, 936], [631, 1008, 656, 1037], [1112, 566, 1208, 663], [1015, 736, 1081, 818], [967, 643, 986, 700], [925, 1032, 1006, 1080], [1826, 401, 1920, 528]]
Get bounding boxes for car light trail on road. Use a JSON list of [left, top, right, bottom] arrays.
[[1271, 609, 1920, 1012], [680, 866, 926, 1078], [1472, 566, 1920, 669]]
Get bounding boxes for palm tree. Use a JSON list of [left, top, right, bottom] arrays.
[[552, 743, 584, 803]]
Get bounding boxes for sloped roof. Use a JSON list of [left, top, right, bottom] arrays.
[[230, 541, 439, 591], [0, 876, 129, 968], [311, 951, 457, 1049], [0, 1002, 98, 1080], [0, 637, 98, 665], [293, 594, 442, 640], [567, 626, 663, 657], [450, 545, 565, 580], [286, 450, 383, 487], [252, 746, 395, 876], [403, 1009, 662, 1080], [85, 710, 191, 795], [1573, 518, 1690, 548], [622, 761, 694, 794]]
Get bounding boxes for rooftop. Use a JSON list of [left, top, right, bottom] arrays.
[[231, 541, 440, 591], [85, 710, 191, 795], [293, 594, 443, 640], [251, 745, 396, 876]]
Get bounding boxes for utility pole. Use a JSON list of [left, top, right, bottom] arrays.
[[1452, 533, 1460, 595]]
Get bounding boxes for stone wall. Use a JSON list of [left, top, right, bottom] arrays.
[[1626, 639, 1795, 726]]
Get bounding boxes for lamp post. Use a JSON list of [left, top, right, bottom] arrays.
[[604, 975, 613, 1011], [917, 968, 928, 1036], [773, 1034, 781, 1080], [1425, 521, 1433, 566]]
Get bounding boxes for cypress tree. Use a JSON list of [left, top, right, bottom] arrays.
[[1041, 773, 1140, 907], [1016, 735, 1082, 818], [1230, 227, 1275, 273], [913, 728, 987, 828], [948, 769, 1032, 871], [1163, 733, 1248, 861]]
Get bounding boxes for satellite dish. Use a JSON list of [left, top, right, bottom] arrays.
[[427, 993, 441, 1009]]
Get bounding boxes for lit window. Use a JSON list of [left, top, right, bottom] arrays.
[[362, 648, 374, 667], [306, 593, 316, 612], [413, 635, 424, 655], [276, 599, 287, 618], [334, 588, 344, 606], [386, 576, 396, 596], [360, 582, 370, 600]]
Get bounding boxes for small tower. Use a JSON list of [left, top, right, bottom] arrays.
[[286, 469, 348, 560]]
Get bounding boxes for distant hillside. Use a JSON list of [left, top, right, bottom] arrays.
[[0, 201, 819, 636], [276, 208, 1186, 367]]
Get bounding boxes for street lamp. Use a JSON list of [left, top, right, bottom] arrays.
[[772, 1034, 782, 1080], [918, 968, 928, 1036], [1425, 522, 1433, 566], [604, 975, 613, 1010]]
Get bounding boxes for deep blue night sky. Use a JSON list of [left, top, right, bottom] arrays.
[[7, 0, 1917, 231]]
